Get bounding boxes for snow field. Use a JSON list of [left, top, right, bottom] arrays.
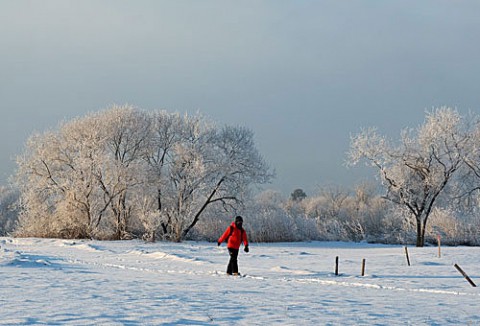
[[1, 238, 479, 325]]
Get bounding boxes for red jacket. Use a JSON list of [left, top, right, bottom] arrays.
[[218, 222, 249, 250]]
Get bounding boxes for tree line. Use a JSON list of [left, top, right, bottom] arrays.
[[1, 106, 480, 247]]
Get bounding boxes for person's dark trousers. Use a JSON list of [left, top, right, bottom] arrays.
[[227, 248, 239, 275]]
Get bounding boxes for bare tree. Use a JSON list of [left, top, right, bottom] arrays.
[[348, 107, 471, 247]]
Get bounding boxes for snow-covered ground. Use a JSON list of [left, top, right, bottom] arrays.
[[1, 237, 479, 325]]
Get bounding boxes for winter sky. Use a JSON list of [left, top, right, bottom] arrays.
[[2, 1, 480, 195]]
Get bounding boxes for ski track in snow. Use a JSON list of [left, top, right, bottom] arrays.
[[3, 238, 478, 297]]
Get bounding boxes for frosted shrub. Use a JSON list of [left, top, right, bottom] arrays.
[[54, 198, 91, 239], [316, 218, 349, 241], [458, 215, 480, 246], [138, 212, 162, 242], [426, 208, 480, 246], [302, 196, 326, 219], [292, 215, 320, 241], [15, 211, 54, 238], [0, 187, 20, 236], [249, 206, 297, 242], [359, 200, 404, 244], [426, 207, 459, 245], [344, 219, 366, 242]]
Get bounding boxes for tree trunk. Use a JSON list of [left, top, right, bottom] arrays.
[[181, 177, 225, 240], [416, 218, 425, 247]]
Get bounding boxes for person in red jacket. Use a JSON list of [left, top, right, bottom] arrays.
[[217, 215, 249, 276]]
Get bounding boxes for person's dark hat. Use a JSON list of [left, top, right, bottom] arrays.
[[235, 216, 243, 223]]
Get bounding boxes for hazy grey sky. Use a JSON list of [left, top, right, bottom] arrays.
[[2, 1, 480, 195]]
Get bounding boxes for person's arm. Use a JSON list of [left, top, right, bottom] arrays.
[[243, 232, 249, 252], [217, 227, 230, 246]]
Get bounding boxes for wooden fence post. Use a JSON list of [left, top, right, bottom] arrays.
[[335, 256, 339, 276], [404, 246, 411, 266], [361, 258, 366, 276], [454, 264, 477, 287], [437, 234, 441, 258]]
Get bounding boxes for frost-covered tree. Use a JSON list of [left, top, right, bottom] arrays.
[[348, 108, 471, 247], [14, 105, 273, 241], [457, 116, 480, 203], [143, 118, 274, 242], [14, 105, 150, 239], [14, 124, 98, 238]]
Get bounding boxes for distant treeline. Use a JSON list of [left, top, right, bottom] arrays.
[[2, 183, 480, 246], [2, 106, 480, 246]]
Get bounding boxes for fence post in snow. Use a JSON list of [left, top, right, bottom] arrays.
[[454, 264, 477, 287], [361, 259, 366, 276], [437, 234, 441, 258], [404, 246, 411, 266], [335, 256, 339, 276]]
